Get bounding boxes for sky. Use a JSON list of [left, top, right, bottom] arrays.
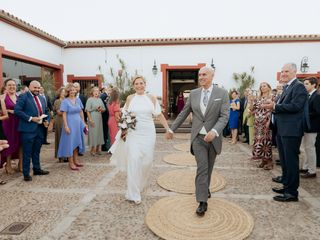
[[1, 0, 320, 41]]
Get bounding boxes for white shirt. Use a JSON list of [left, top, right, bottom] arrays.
[[199, 85, 219, 137]]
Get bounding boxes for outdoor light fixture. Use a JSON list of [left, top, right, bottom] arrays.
[[300, 56, 309, 73], [210, 59, 215, 70], [152, 60, 158, 75]]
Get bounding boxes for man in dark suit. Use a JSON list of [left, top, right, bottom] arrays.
[[262, 63, 308, 202], [73, 82, 87, 122], [100, 86, 110, 151], [300, 77, 320, 178], [39, 87, 53, 145], [240, 88, 250, 143], [14, 81, 50, 181]]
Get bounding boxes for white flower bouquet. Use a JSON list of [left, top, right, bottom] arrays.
[[118, 110, 137, 141]]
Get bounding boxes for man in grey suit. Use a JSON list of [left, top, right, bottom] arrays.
[[166, 66, 229, 216]]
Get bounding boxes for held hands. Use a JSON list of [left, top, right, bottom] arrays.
[[165, 131, 173, 140], [204, 131, 216, 142], [261, 99, 274, 110]]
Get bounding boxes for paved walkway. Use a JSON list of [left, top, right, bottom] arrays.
[[0, 133, 319, 239]]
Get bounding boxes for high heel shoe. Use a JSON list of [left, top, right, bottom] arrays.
[[69, 165, 79, 171]]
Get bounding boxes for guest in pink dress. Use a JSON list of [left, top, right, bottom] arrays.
[[176, 91, 185, 114], [108, 88, 120, 145], [1, 79, 22, 174]]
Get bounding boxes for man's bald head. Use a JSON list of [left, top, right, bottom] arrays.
[[198, 66, 215, 89], [29, 81, 41, 96]]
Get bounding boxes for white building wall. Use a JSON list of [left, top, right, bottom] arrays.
[[0, 21, 63, 65], [63, 42, 320, 96]]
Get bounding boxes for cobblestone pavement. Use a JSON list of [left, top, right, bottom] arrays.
[[0, 133, 319, 240]]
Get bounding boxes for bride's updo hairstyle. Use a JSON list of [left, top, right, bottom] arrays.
[[132, 75, 146, 85]]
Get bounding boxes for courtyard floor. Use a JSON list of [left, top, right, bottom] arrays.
[[0, 133, 319, 240]]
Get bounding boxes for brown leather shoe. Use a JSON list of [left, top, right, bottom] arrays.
[[301, 172, 316, 178]]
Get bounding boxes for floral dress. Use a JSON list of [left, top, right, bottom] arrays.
[[252, 96, 273, 160]]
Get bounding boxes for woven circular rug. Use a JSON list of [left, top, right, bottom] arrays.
[[157, 169, 226, 194], [163, 152, 196, 166], [174, 133, 191, 140], [173, 143, 190, 152], [145, 195, 254, 240]]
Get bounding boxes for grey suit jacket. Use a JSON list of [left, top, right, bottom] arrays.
[[171, 86, 229, 154]]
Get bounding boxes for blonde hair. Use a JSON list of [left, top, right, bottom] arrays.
[[258, 82, 272, 99], [90, 87, 100, 97], [132, 75, 146, 85], [65, 83, 76, 97]]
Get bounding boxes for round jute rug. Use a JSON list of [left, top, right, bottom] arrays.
[[145, 195, 254, 240], [163, 152, 196, 166], [173, 143, 190, 152], [174, 133, 191, 140], [157, 169, 226, 194]]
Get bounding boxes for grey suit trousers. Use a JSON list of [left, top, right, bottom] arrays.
[[192, 134, 217, 202]]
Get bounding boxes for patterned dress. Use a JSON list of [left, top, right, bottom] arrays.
[[252, 96, 273, 160]]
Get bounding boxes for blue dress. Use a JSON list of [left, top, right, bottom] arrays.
[[57, 98, 85, 157], [229, 99, 240, 129]]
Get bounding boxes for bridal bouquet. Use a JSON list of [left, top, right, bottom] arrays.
[[118, 110, 137, 141]]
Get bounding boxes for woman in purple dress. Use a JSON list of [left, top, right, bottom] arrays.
[[57, 83, 87, 171], [1, 79, 21, 174]]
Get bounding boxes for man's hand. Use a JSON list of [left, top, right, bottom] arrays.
[[165, 131, 173, 140], [204, 131, 216, 142], [261, 99, 274, 110], [31, 117, 41, 123]]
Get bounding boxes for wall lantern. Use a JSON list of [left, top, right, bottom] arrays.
[[210, 59, 215, 70], [300, 56, 309, 73], [152, 60, 158, 75]]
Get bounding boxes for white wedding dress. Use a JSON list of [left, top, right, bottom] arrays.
[[110, 94, 161, 202]]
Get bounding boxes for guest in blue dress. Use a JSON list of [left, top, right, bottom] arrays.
[[229, 90, 240, 144], [57, 83, 87, 170]]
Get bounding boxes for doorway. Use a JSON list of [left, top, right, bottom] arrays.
[[161, 63, 205, 118], [167, 69, 198, 118]]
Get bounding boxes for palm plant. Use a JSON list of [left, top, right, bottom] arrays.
[[232, 66, 255, 97]]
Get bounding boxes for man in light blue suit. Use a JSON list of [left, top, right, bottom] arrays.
[[14, 81, 50, 181]]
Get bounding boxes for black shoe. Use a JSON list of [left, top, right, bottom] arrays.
[[208, 189, 211, 198], [43, 142, 50, 145], [78, 153, 84, 156], [272, 187, 285, 194], [301, 172, 316, 178], [299, 169, 308, 174], [63, 158, 68, 163], [273, 193, 298, 202], [272, 176, 282, 183], [24, 175, 32, 181], [196, 202, 208, 216], [33, 170, 50, 175]]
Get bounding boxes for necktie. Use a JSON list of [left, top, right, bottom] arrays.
[[34, 95, 43, 116], [203, 90, 209, 107]]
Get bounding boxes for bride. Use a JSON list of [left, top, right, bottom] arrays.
[[110, 75, 170, 204]]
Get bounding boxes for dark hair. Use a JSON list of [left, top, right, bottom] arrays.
[[4, 78, 16, 86], [304, 77, 318, 87], [56, 87, 65, 98], [230, 90, 238, 95], [109, 87, 120, 104]]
